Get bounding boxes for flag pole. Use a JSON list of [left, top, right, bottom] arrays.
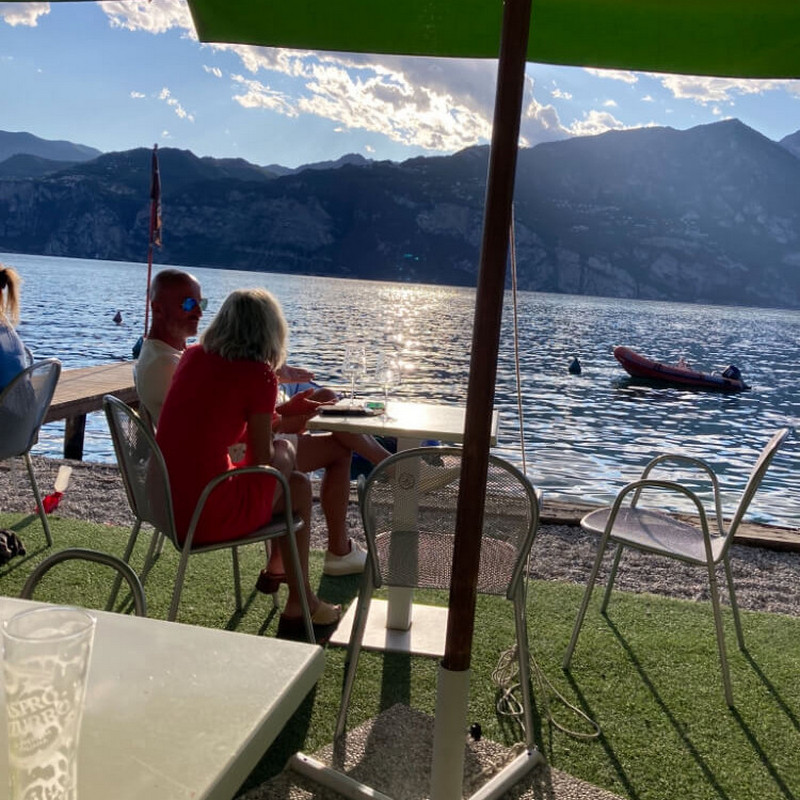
[[144, 143, 161, 337]]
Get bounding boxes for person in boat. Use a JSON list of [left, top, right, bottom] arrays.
[[134, 268, 392, 587], [0, 265, 29, 392], [155, 287, 340, 640]]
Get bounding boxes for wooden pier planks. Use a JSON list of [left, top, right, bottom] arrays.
[[45, 362, 137, 460]]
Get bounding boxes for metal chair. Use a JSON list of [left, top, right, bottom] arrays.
[[21, 547, 148, 616], [0, 358, 61, 546], [563, 428, 791, 706], [102, 395, 313, 639], [336, 446, 542, 745]]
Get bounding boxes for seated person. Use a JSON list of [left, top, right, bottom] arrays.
[[156, 287, 340, 642], [134, 269, 392, 584], [0, 266, 29, 392]]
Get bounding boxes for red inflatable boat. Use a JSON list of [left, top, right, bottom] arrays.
[[613, 346, 749, 392]]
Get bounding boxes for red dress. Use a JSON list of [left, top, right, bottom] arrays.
[[156, 345, 279, 545]]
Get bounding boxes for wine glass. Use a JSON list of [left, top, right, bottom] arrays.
[[342, 343, 367, 403], [375, 351, 400, 416]]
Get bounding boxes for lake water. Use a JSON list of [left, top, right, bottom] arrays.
[[4, 251, 798, 527]]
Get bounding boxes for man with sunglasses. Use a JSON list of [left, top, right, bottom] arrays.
[[134, 268, 207, 426], [135, 268, 392, 581]]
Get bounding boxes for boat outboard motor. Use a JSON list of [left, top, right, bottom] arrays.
[[722, 365, 742, 381]]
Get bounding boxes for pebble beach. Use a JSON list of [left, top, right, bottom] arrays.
[[2, 455, 799, 619]]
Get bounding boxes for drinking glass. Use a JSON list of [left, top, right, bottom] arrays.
[[342, 343, 367, 402], [375, 352, 400, 416], [3, 606, 96, 800]]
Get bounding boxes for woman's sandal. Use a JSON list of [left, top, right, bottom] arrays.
[[277, 601, 342, 645], [255, 570, 286, 608]]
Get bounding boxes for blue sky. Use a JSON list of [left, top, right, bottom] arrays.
[[1, 1, 799, 168]]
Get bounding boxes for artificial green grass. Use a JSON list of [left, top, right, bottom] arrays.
[[1, 511, 799, 800]]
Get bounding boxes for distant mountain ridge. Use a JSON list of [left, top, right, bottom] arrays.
[[1, 120, 800, 309], [0, 130, 101, 164]]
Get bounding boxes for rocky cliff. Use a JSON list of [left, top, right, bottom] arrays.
[[1, 119, 799, 309]]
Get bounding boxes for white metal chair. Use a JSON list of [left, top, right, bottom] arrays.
[[0, 358, 61, 546], [103, 395, 313, 639], [336, 446, 542, 745], [563, 427, 791, 706], [21, 547, 148, 617]]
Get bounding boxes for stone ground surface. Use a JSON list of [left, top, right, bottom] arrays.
[[2, 456, 799, 800]]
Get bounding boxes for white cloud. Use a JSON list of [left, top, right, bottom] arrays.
[[658, 74, 793, 106], [520, 82, 570, 147], [222, 49, 498, 152], [552, 88, 572, 100], [603, 99, 617, 108], [130, 91, 146, 99], [641, 94, 654, 102], [568, 109, 627, 137], [101, 0, 194, 36], [231, 74, 298, 117], [583, 67, 638, 84], [0, 2, 49, 27], [203, 65, 222, 78], [157, 86, 195, 122]]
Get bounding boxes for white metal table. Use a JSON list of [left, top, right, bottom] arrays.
[[0, 598, 325, 800], [308, 400, 499, 657]]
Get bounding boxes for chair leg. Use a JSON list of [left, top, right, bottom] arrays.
[[707, 561, 734, 706], [513, 590, 536, 750], [335, 576, 374, 738], [169, 549, 193, 622], [25, 453, 52, 547], [139, 528, 162, 586], [231, 546, 242, 611], [284, 529, 314, 644], [563, 533, 610, 669], [723, 556, 746, 650], [106, 520, 142, 611], [601, 543, 623, 613]]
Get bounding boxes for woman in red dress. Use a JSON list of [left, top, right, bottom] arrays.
[[157, 288, 340, 641]]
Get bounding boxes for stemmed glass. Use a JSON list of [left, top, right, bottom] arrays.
[[342, 343, 367, 404], [375, 351, 400, 416]]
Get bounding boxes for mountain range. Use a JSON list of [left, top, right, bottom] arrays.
[[1, 122, 799, 309]]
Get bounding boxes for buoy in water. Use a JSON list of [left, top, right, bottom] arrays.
[[113, 310, 123, 324], [569, 356, 582, 375]]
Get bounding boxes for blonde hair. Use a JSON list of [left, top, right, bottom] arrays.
[[201, 288, 287, 368], [0, 265, 21, 325]]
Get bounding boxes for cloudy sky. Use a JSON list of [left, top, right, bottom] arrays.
[[1, 0, 799, 168]]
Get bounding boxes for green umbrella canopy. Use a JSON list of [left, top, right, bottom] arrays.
[[186, 0, 800, 78]]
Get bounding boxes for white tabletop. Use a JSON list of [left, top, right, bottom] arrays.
[[307, 400, 498, 446], [0, 598, 325, 800]]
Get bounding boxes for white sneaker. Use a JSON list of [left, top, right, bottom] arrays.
[[323, 538, 368, 576]]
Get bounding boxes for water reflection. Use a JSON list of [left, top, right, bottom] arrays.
[[6, 253, 798, 527]]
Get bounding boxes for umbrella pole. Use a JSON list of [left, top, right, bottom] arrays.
[[432, 0, 539, 797]]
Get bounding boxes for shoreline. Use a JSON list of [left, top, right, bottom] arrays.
[[2, 455, 799, 619]]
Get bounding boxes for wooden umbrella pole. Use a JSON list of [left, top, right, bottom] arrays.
[[443, 0, 533, 673]]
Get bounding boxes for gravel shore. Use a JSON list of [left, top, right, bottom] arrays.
[[2, 455, 799, 618]]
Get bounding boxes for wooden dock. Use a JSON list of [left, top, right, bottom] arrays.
[[44, 362, 137, 460], [539, 499, 800, 552]]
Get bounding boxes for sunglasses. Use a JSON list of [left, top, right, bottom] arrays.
[[181, 297, 208, 312]]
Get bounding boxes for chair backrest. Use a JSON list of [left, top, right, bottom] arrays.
[[20, 547, 148, 616], [103, 395, 178, 546], [728, 428, 791, 535], [0, 358, 61, 459], [358, 446, 540, 599]]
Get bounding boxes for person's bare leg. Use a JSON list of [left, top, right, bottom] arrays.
[[332, 431, 392, 465], [271, 470, 333, 619], [295, 433, 353, 556], [264, 439, 296, 577]]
